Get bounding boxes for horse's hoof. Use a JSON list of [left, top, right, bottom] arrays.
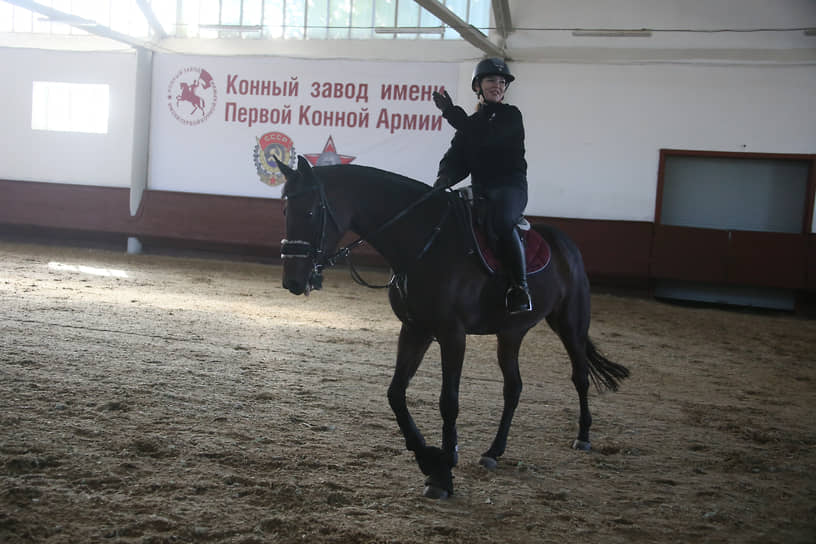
[[572, 439, 591, 451], [423, 485, 450, 500], [479, 456, 498, 470]]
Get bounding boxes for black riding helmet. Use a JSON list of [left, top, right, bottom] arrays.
[[471, 57, 515, 95]]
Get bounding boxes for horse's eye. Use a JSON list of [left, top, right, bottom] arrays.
[[306, 210, 314, 217]]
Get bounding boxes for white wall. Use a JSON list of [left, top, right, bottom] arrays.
[[502, 61, 816, 222], [0, 47, 136, 188]]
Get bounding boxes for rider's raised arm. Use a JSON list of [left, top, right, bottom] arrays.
[[437, 130, 469, 187]]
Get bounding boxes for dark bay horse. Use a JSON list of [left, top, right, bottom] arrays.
[[277, 156, 629, 499]]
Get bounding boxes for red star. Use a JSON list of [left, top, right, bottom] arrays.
[[304, 136, 356, 166]]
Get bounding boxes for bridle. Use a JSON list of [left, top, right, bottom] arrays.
[[281, 174, 450, 291], [280, 177, 343, 292]]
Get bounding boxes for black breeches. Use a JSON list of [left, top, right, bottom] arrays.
[[481, 186, 528, 242]]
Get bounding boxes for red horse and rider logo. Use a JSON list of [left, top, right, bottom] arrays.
[[167, 67, 217, 126], [177, 81, 205, 115]]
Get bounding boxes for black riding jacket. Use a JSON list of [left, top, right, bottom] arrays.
[[437, 101, 528, 195]]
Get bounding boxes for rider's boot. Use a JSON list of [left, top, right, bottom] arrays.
[[504, 229, 532, 314]]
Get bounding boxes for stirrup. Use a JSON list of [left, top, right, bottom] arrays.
[[506, 285, 532, 314]]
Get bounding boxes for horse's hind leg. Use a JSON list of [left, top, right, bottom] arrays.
[[480, 329, 526, 469], [567, 336, 593, 451], [547, 298, 593, 451]]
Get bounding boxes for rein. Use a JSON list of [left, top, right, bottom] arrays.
[[282, 176, 450, 290], [343, 188, 452, 289]]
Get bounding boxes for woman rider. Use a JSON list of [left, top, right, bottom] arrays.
[[431, 58, 532, 314]]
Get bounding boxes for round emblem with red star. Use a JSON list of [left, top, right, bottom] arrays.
[[254, 132, 296, 186]]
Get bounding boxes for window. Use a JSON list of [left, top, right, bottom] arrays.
[[31, 82, 110, 134], [1, 0, 147, 37], [186, 0, 488, 39], [659, 154, 811, 234], [2, 0, 489, 40]]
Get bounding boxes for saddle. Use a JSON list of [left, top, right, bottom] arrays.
[[455, 187, 551, 276]]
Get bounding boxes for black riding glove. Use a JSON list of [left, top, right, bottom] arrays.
[[434, 91, 469, 131], [432, 90, 454, 114]]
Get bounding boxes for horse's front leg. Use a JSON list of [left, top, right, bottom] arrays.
[[419, 327, 466, 499], [480, 329, 525, 469], [387, 323, 433, 463]]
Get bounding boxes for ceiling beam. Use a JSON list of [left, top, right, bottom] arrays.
[[135, 0, 168, 40], [5, 0, 152, 50], [491, 0, 512, 39], [413, 0, 505, 58]]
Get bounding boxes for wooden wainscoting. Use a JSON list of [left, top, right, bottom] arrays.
[[2, 179, 813, 294]]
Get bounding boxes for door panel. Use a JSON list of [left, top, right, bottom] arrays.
[[728, 231, 807, 289], [650, 225, 729, 282], [653, 151, 815, 294]]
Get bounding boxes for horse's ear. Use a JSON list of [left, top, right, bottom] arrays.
[[296, 155, 313, 174], [296, 155, 321, 186], [273, 155, 297, 182]]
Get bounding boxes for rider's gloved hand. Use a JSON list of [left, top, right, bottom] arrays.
[[432, 90, 454, 113]]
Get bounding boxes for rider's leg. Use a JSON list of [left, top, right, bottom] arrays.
[[503, 228, 532, 314], [486, 186, 532, 314]]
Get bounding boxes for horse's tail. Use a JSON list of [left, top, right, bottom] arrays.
[[586, 339, 630, 392]]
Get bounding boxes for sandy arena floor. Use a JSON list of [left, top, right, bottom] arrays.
[[1, 241, 815, 543]]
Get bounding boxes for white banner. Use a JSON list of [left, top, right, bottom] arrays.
[[149, 54, 458, 198]]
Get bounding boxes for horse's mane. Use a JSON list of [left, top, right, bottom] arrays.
[[314, 164, 431, 193]]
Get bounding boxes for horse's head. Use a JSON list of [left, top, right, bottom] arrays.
[[277, 155, 341, 296]]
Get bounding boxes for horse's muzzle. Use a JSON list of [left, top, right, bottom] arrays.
[[281, 238, 322, 295], [282, 277, 308, 296], [282, 267, 323, 296]]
